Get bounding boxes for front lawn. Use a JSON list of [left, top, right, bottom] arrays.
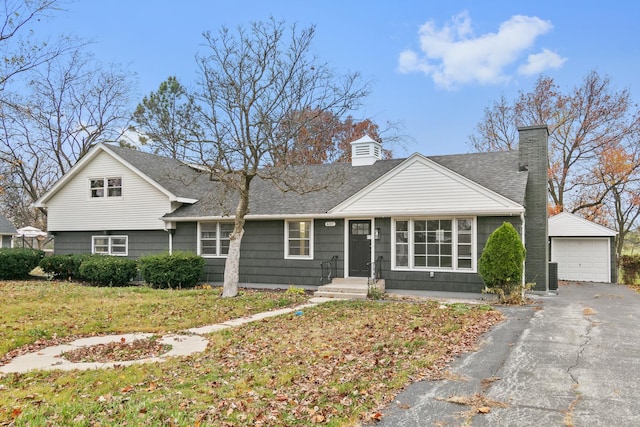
[[0, 281, 503, 426], [0, 281, 308, 358]]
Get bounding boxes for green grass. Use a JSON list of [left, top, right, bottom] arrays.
[[0, 281, 503, 426], [0, 280, 309, 357]]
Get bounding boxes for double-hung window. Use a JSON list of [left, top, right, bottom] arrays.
[[199, 222, 233, 257], [90, 177, 122, 198], [393, 218, 475, 271], [92, 235, 128, 256], [285, 220, 313, 259]]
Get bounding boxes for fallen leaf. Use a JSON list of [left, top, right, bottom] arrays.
[[477, 406, 491, 414]]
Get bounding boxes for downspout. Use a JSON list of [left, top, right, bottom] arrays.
[[169, 232, 173, 255], [520, 211, 526, 287]]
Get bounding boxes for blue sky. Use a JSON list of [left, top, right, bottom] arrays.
[[37, 0, 640, 156]]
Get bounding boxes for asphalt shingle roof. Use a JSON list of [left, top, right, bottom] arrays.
[[0, 214, 17, 235], [105, 144, 528, 218]]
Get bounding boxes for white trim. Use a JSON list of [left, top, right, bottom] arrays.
[[34, 144, 197, 208], [284, 219, 314, 260], [91, 235, 128, 256], [551, 237, 611, 282], [197, 221, 233, 258], [163, 209, 524, 223], [344, 218, 374, 278], [329, 154, 524, 215], [549, 212, 617, 237], [390, 216, 477, 273], [87, 176, 124, 201]]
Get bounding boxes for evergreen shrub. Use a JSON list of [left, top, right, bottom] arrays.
[[78, 256, 138, 286], [139, 252, 204, 289], [0, 248, 45, 279], [478, 222, 527, 303]]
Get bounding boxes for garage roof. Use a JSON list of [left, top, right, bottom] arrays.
[[549, 212, 617, 237]]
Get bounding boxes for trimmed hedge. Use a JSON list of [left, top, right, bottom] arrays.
[[139, 252, 204, 289], [0, 248, 45, 279], [39, 254, 95, 280], [619, 255, 640, 284], [77, 256, 138, 286]]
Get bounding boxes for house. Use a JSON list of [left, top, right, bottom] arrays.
[[0, 214, 17, 248], [549, 212, 618, 283], [34, 125, 550, 293]]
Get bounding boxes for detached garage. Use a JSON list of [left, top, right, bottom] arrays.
[[549, 212, 618, 283]]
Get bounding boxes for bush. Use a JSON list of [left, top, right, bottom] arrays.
[[39, 254, 95, 280], [478, 222, 527, 304], [0, 248, 45, 279], [139, 252, 204, 289], [619, 255, 640, 284], [78, 256, 138, 286]]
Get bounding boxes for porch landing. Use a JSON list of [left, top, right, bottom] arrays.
[[314, 277, 385, 300]]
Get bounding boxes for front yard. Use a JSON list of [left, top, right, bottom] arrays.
[[0, 281, 502, 426]]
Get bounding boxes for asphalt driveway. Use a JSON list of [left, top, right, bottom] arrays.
[[378, 282, 640, 426]]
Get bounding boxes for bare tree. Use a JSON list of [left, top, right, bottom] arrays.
[[468, 94, 519, 152], [0, 0, 72, 90], [194, 18, 370, 297], [468, 70, 640, 253], [0, 51, 132, 227]]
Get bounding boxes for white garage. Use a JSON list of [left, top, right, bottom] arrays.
[[549, 212, 617, 283]]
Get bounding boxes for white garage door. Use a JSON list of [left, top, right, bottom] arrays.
[[551, 238, 610, 282]]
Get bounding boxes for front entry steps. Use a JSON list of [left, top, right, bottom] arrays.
[[314, 277, 385, 300]]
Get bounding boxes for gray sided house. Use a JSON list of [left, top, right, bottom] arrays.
[[0, 214, 17, 248], [35, 126, 550, 293]]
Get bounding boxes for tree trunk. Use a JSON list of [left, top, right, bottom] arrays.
[[222, 223, 244, 297], [222, 175, 251, 297]]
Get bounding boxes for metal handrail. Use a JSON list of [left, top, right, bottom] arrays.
[[320, 255, 338, 285]]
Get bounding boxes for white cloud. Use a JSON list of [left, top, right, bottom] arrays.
[[518, 48, 567, 75], [398, 11, 565, 89]]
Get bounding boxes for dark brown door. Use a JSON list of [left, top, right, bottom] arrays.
[[349, 220, 371, 277]]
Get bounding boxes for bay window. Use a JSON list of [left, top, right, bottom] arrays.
[[393, 218, 475, 271]]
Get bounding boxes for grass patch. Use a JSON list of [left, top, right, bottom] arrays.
[[0, 280, 308, 358], [0, 283, 503, 426]]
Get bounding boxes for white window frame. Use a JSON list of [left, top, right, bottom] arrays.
[[197, 221, 233, 258], [91, 235, 128, 256], [285, 219, 314, 260], [391, 217, 476, 272], [89, 177, 123, 199]]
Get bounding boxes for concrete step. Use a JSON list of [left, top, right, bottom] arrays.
[[313, 291, 368, 300]]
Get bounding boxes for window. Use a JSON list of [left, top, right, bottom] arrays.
[[90, 177, 122, 198], [198, 222, 233, 257], [285, 220, 313, 259], [92, 235, 128, 256], [392, 218, 475, 271]]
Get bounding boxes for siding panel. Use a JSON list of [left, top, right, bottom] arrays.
[[335, 158, 523, 215], [47, 151, 173, 231]]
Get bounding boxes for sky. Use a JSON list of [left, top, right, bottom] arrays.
[[34, 0, 640, 156]]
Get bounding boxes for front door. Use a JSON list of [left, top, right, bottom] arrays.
[[349, 220, 371, 277]]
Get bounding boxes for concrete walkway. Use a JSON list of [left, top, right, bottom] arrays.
[[378, 282, 640, 426], [0, 298, 331, 375]]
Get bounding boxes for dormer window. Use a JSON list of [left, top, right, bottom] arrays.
[[90, 177, 122, 198]]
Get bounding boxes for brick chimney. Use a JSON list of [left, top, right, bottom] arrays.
[[518, 125, 549, 292], [351, 135, 382, 166]]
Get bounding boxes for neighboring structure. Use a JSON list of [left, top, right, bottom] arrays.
[[34, 126, 550, 293], [549, 212, 618, 283], [0, 214, 17, 248]]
